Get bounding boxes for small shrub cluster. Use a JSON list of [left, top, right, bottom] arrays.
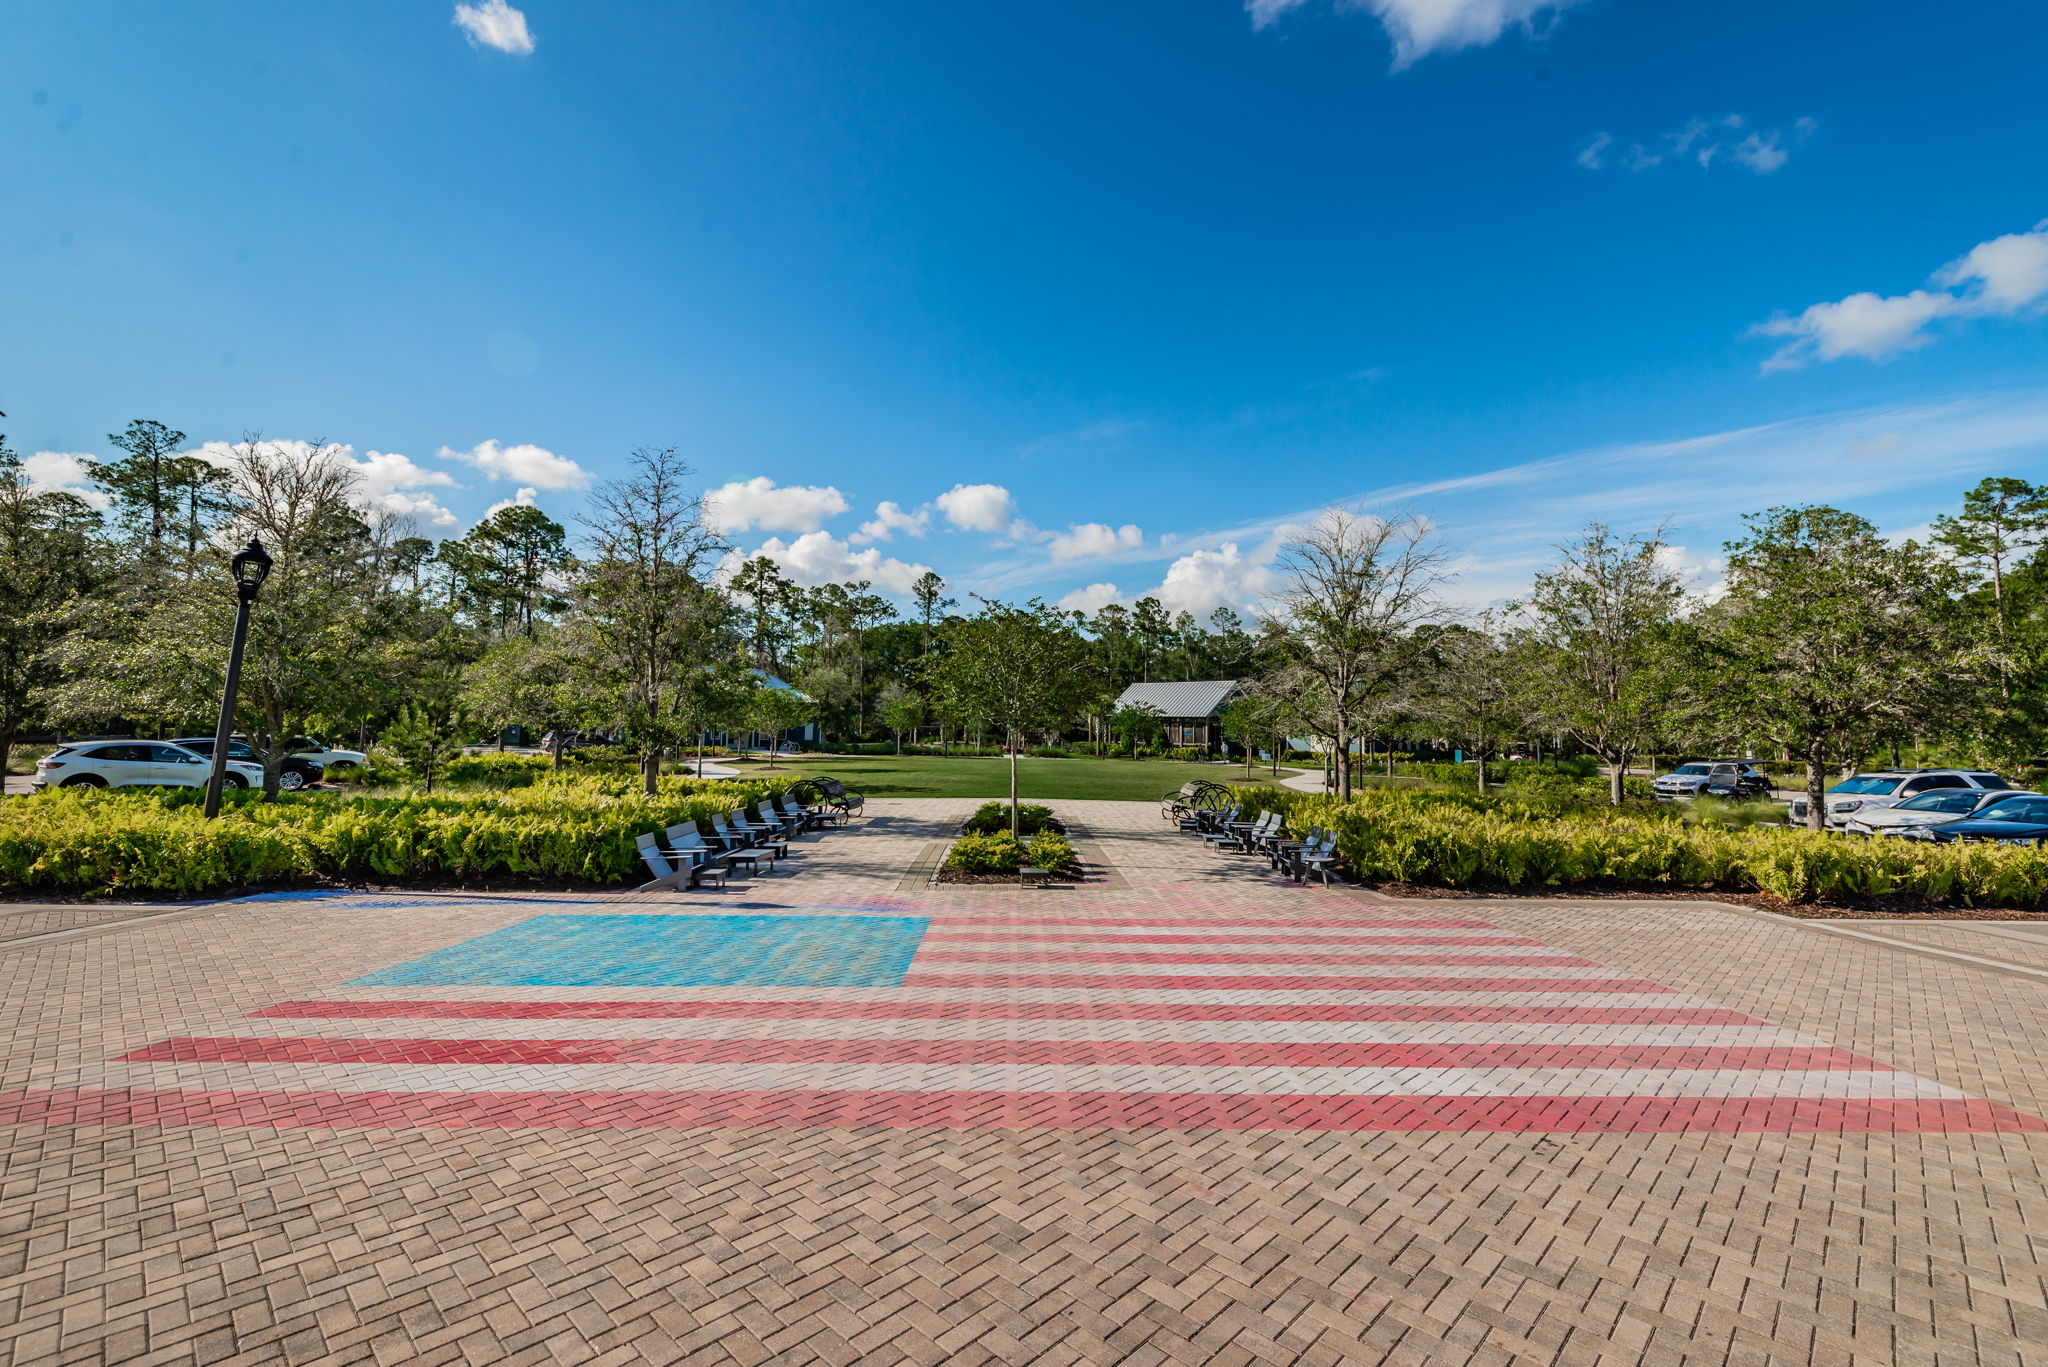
[[943, 828, 1079, 873], [0, 773, 791, 897], [1227, 784, 2048, 907], [961, 801, 1062, 836]]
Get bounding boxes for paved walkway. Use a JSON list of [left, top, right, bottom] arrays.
[[4, 798, 2048, 1365]]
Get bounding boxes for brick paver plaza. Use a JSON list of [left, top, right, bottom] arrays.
[[6, 799, 2048, 1365]]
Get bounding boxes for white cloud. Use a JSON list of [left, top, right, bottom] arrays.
[[934, 482, 1017, 533], [453, 0, 534, 55], [1250, 0, 1591, 69], [480, 486, 539, 521], [854, 500, 931, 543], [440, 439, 588, 490], [702, 477, 850, 535], [1753, 290, 1955, 370], [380, 491, 461, 530], [1582, 113, 1810, 176], [1148, 541, 1286, 616], [22, 451, 109, 509], [1753, 220, 2048, 370], [1934, 222, 2048, 314], [355, 450, 460, 503], [1057, 583, 1125, 614], [750, 531, 934, 595], [1047, 522, 1143, 562]]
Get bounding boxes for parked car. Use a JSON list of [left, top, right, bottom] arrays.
[[1788, 769, 2016, 829], [1842, 787, 2039, 837], [1922, 794, 2048, 845], [31, 741, 263, 792], [1653, 760, 1772, 801], [287, 737, 366, 771], [170, 738, 325, 791]]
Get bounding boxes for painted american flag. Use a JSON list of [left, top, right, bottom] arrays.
[[4, 906, 2040, 1135]]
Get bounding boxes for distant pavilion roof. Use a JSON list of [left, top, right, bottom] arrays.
[[1112, 680, 1241, 718]]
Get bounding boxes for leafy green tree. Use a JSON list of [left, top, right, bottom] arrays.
[[879, 688, 923, 752], [1933, 477, 2048, 691], [578, 447, 728, 794], [911, 570, 954, 655], [444, 504, 571, 636], [463, 627, 590, 767], [1267, 507, 1452, 799], [1218, 693, 1285, 777], [1419, 620, 1522, 792], [1105, 700, 1163, 754], [1519, 524, 1687, 804], [730, 556, 801, 676], [745, 684, 815, 768], [929, 598, 1098, 831], [0, 436, 100, 777], [380, 702, 467, 792], [1701, 506, 1974, 829], [84, 418, 189, 557]]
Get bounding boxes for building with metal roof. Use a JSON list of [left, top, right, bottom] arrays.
[[1112, 680, 1242, 750]]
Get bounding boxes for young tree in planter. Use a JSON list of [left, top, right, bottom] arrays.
[[1701, 505, 1973, 831], [878, 687, 923, 753], [674, 661, 757, 774], [1266, 507, 1452, 799], [930, 598, 1097, 834], [1519, 523, 1687, 805]]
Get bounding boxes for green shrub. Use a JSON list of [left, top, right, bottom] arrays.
[[1166, 747, 1206, 763], [0, 773, 792, 897], [961, 801, 1061, 836], [1223, 783, 2048, 907], [946, 831, 1026, 872], [1024, 829, 1077, 871], [1026, 746, 1071, 759]]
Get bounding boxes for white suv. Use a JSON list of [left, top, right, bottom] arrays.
[[289, 737, 366, 771], [32, 742, 264, 792], [1788, 769, 2015, 829]]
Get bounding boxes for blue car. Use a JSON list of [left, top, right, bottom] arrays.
[[1921, 793, 2048, 845]]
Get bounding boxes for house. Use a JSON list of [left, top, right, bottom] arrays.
[[1113, 680, 1242, 751]]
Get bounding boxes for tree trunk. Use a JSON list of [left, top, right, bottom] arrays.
[[1335, 721, 1352, 800], [1804, 738, 1827, 833], [642, 749, 660, 795], [1608, 751, 1626, 806], [1008, 732, 1020, 836], [554, 732, 565, 770], [1476, 753, 1486, 792], [0, 724, 15, 790]]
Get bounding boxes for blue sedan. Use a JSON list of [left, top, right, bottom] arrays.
[[1922, 794, 2048, 845]]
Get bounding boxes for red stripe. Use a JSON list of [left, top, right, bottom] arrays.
[[909, 949, 1599, 967], [4, 1088, 2037, 1134], [253, 1000, 1751, 1024], [896, 974, 1669, 992], [920, 932, 1549, 946], [928, 917, 1499, 928], [123, 1037, 1886, 1072]]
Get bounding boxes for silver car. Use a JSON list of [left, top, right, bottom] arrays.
[[1788, 769, 2016, 829], [1841, 787, 2038, 837]]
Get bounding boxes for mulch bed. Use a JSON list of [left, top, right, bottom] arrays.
[[935, 868, 1087, 886], [1366, 880, 2048, 920]]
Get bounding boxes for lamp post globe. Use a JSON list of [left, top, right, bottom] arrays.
[[203, 538, 271, 818]]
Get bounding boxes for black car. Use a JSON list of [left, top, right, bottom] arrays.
[[169, 738, 325, 791], [1923, 794, 2048, 845]]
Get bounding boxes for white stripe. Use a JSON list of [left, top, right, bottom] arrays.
[[207, 1018, 1838, 1048], [905, 962, 1633, 980], [69, 1060, 1964, 1100], [909, 941, 1581, 958], [314, 985, 1701, 1006]]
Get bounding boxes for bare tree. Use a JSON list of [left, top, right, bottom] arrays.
[[578, 447, 727, 794], [1264, 507, 1452, 799]]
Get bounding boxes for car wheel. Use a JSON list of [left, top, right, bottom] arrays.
[[60, 774, 107, 789], [278, 771, 305, 792], [224, 774, 248, 789]]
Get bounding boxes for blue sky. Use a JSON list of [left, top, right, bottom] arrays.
[[8, 0, 2048, 613]]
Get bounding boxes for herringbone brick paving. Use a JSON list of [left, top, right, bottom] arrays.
[[3, 798, 2046, 1364]]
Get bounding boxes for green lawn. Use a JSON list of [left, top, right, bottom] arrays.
[[719, 754, 1299, 802]]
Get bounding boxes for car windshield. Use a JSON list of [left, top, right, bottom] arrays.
[[1831, 776, 1903, 795], [1980, 799, 2048, 822], [1672, 764, 1710, 776], [1896, 791, 1984, 813], [1969, 773, 2016, 789]]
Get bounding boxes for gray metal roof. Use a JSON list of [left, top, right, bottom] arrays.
[[1113, 680, 1241, 718]]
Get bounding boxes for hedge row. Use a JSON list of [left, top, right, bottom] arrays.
[[0, 774, 789, 896], [1230, 785, 2048, 907]]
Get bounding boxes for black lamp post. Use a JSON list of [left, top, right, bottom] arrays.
[[202, 538, 274, 819]]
